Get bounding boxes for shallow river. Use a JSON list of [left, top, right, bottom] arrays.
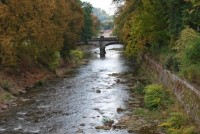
[[0, 45, 141, 134]]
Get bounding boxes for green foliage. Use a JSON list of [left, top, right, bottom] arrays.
[[1, 80, 12, 91], [175, 28, 200, 82], [38, 50, 61, 71], [81, 2, 93, 44], [48, 51, 61, 71], [133, 108, 147, 116], [114, 0, 200, 84], [144, 84, 172, 110], [159, 112, 197, 134], [70, 49, 83, 65], [163, 54, 180, 72], [133, 81, 145, 95], [15, 41, 39, 64], [181, 64, 200, 83], [0, 92, 14, 102]]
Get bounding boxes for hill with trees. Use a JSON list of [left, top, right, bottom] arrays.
[[93, 7, 114, 30]]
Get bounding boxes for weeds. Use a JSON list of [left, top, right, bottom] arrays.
[[159, 112, 197, 134], [1, 80, 12, 91], [0, 92, 14, 102]]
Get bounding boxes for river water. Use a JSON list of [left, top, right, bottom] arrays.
[[0, 45, 140, 134]]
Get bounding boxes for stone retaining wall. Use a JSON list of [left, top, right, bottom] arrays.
[[142, 54, 200, 126]]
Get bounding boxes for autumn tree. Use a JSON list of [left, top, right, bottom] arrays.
[[0, 0, 84, 70]]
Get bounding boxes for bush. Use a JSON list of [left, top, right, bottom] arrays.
[[181, 64, 200, 83], [134, 81, 145, 94], [0, 92, 14, 102], [164, 54, 180, 72], [159, 112, 197, 134], [70, 49, 83, 64], [48, 51, 61, 71], [15, 41, 39, 64], [1, 80, 12, 91], [144, 84, 172, 110], [175, 28, 200, 83], [167, 127, 196, 134]]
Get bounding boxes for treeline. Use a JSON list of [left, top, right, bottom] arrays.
[[0, 0, 99, 70], [114, 0, 200, 83]]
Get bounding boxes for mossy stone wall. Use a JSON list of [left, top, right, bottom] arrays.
[[142, 54, 200, 126]]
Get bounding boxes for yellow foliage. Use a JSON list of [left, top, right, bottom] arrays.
[[0, 0, 84, 67]]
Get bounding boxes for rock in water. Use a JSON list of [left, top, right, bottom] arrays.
[[96, 90, 101, 93]]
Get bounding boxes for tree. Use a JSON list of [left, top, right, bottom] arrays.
[[0, 0, 84, 69], [81, 2, 93, 44]]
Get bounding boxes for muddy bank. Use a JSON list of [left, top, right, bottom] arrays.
[[0, 64, 50, 110]]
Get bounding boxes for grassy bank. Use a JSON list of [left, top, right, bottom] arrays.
[[114, 66, 200, 134], [131, 68, 199, 134]]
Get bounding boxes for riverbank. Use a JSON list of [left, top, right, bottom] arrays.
[[110, 66, 200, 134], [0, 44, 134, 134], [0, 46, 92, 112]]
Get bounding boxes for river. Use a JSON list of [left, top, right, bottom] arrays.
[[0, 44, 141, 134]]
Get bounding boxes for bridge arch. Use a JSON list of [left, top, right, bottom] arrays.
[[105, 41, 122, 46]]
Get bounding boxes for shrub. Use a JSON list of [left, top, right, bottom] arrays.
[[181, 64, 200, 83], [167, 127, 196, 134], [175, 28, 200, 83], [48, 51, 61, 71], [70, 49, 83, 64], [134, 81, 145, 94], [15, 41, 39, 64], [164, 54, 180, 72], [1, 80, 12, 91], [0, 92, 14, 102], [159, 112, 197, 134], [144, 84, 172, 110]]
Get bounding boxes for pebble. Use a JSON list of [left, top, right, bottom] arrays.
[[19, 90, 27, 94], [12, 103, 17, 107], [2, 105, 8, 110], [117, 108, 125, 113], [80, 123, 85, 126], [96, 90, 101, 93]]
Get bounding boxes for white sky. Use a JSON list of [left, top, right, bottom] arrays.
[[81, 0, 115, 15]]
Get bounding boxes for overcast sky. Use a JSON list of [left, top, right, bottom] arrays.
[[81, 0, 115, 15]]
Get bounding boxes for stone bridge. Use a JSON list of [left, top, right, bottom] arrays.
[[89, 36, 121, 57], [89, 36, 120, 46]]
